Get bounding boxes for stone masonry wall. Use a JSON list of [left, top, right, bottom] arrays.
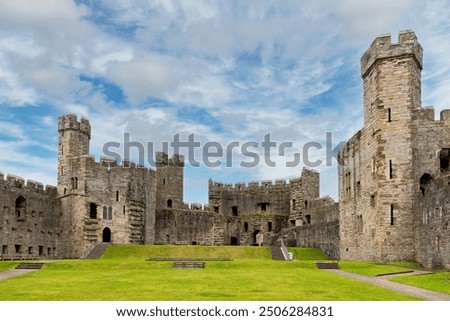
[[0, 173, 60, 259]]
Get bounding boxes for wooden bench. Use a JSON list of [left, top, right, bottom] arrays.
[[316, 262, 339, 269], [15, 262, 45, 270], [173, 262, 205, 268]]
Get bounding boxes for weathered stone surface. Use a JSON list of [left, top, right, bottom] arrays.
[[339, 30, 450, 269]]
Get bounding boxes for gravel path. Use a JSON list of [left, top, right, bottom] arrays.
[[327, 269, 450, 301], [0, 269, 35, 281]]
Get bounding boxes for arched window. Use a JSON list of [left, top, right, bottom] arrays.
[[108, 206, 113, 220], [15, 196, 26, 219], [103, 206, 107, 220], [167, 199, 173, 208]]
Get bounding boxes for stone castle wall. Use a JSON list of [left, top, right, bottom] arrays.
[[0, 174, 60, 259]]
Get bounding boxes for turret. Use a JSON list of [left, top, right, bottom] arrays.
[[361, 30, 423, 128], [57, 114, 91, 193], [155, 152, 185, 209]]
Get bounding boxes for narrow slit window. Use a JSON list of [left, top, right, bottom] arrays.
[[387, 108, 392, 122], [389, 160, 393, 179], [390, 204, 394, 225]]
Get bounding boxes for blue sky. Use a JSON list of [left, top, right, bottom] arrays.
[[1, 0, 450, 204]]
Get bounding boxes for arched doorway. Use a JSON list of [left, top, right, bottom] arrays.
[[102, 227, 111, 243], [230, 237, 238, 245], [252, 229, 261, 246]]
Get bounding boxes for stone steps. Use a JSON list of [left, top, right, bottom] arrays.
[[15, 262, 45, 270], [85, 243, 110, 259], [270, 246, 286, 260]]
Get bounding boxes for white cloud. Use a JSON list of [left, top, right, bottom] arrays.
[[1, 1, 450, 203]]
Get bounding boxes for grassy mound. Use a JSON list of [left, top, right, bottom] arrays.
[[102, 245, 272, 260], [287, 247, 329, 261]]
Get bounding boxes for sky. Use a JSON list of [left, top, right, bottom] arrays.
[[0, 0, 450, 204]]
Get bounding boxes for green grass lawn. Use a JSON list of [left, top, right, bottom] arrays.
[[0, 261, 18, 272], [391, 272, 450, 295], [338, 261, 417, 277], [0, 246, 420, 301], [287, 247, 329, 261]]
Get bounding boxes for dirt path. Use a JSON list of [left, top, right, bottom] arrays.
[[0, 269, 35, 281], [328, 269, 450, 301]]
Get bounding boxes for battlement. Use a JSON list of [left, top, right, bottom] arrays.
[[0, 173, 57, 195], [361, 30, 423, 78], [209, 178, 290, 192], [155, 152, 185, 167], [58, 114, 91, 138], [414, 106, 450, 124]]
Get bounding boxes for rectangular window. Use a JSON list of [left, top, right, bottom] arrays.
[[389, 160, 393, 179], [370, 194, 376, 207], [231, 206, 238, 216], [387, 108, 392, 122], [268, 222, 272, 232], [390, 204, 394, 225]]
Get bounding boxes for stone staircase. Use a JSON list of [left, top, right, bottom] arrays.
[[85, 243, 110, 259], [270, 246, 287, 260], [15, 262, 45, 270]]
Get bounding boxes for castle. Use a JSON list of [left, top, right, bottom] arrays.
[[0, 30, 448, 269]]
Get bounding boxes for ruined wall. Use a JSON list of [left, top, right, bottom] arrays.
[[208, 179, 291, 216], [416, 175, 450, 269], [412, 108, 450, 269], [0, 174, 60, 259], [279, 196, 339, 259], [289, 168, 320, 225], [155, 207, 216, 245], [208, 178, 291, 246]]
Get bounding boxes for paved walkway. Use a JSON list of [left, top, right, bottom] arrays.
[[328, 269, 450, 301], [0, 269, 35, 281]]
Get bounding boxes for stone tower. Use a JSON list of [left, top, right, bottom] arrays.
[[57, 114, 92, 257], [339, 30, 423, 262], [57, 114, 91, 191], [155, 152, 185, 210]]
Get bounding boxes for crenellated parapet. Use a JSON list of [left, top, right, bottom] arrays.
[[155, 152, 184, 167], [361, 30, 423, 78], [208, 178, 290, 192], [0, 173, 57, 196], [58, 113, 91, 138]]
